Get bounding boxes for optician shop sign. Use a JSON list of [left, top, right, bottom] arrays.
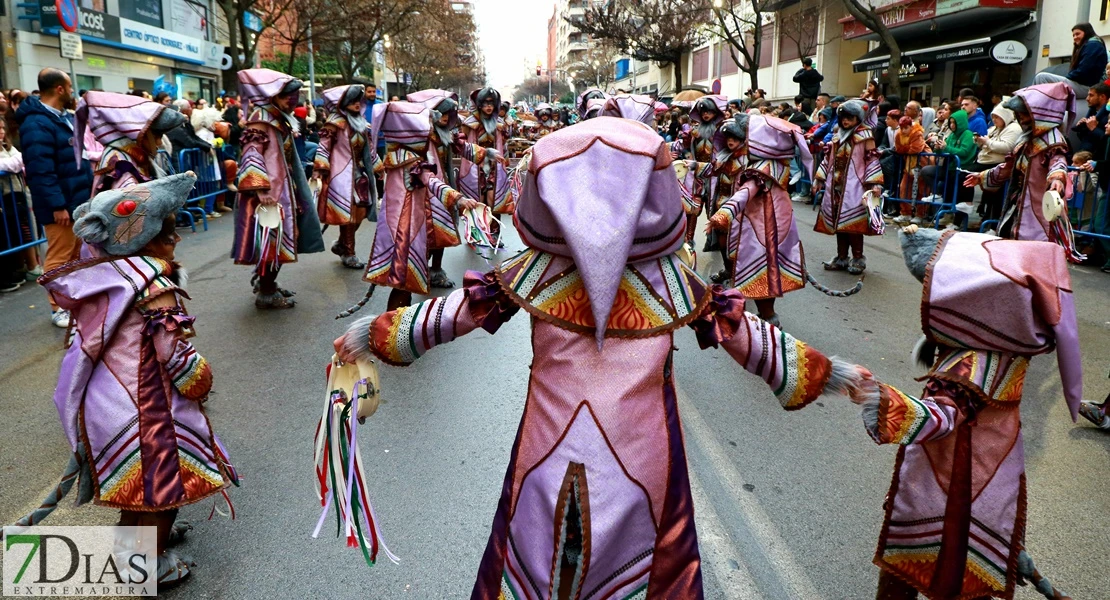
[[39, 0, 218, 66]]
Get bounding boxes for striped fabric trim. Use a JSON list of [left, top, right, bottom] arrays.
[[237, 145, 270, 192]]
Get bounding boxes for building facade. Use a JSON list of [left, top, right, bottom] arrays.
[[6, 0, 224, 100]]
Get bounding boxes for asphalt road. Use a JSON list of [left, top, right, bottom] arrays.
[[1, 206, 1107, 600]]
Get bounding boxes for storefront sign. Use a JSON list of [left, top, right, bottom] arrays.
[[242, 11, 264, 33], [842, 0, 936, 40], [991, 40, 1028, 64], [936, 0, 978, 16], [119, 0, 163, 28], [59, 30, 82, 59], [40, 0, 120, 42], [120, 17, 206, 62]]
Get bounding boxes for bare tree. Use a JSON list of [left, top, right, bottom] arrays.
[[217, 0, 301, 90], [514, 77, 571, 104], [316, 0, 428, 82], [389, 2, 483, 93], [575, 0, 713, 92], [708, 0, 771, 92], [777, 0, 841, 62], [568, 43, 620, 91], [840, 0, 902, 90]]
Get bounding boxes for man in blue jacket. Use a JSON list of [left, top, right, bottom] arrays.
[[959, 95, 989, 136], [16, 68, 93, 328]]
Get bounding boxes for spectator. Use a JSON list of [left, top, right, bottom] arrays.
[[0, 119, 39, 291], [793, 57, 823, 102], [829, 95, 846, 109], [1034, 23, 1108, 98], [794, 94, 813, 117], [222, 93, 243, 151], [960, 95, 989, 135], [904, 100, 922, 124], [891, 115, 929, 225], [810, 92, 830, 122], [924, 100, 954, 151], [877, 107, 900, 200], [968, 103, 1022, 223], [939, 110, 979, 223], [154, 91, 172, 106], [1, 89, 24, 150], [1073, 82, 1110, 154], [15, 68, 93, 327], [745, 88, 767, 109]]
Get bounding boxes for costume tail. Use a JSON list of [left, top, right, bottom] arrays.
[[805, 273, 864, 297], [335, 284, 376, 320], [1017, 551, 1071, 599], [8, 455, 81, 529]]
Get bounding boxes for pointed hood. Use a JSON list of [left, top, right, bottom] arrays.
[[75, 91, 182, 164], [470, 86, 501, 134], [378, 101, 432, 146], [600, 93, 657, 125], [577, 88, 609, 118], [1008, 82, 1075, 136], [406, 88, 459, 106], [512, 116, 686, 346], [690, 95, 728, 125], [746, 114, 813, 179], [238, 68, 300, 104], [919, 231, 1083, 420], [322, 84, 365, 111], [72, 172, 197, 256], [583, 98, 606, 120]]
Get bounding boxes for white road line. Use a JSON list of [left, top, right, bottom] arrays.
[[687, 460, 762, 598], [678, 384, 825, 600]]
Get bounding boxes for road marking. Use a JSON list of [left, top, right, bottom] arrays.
[[687, 460, 761, 598], [678, 384, 825, 600]]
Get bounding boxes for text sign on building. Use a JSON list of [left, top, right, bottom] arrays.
[[39, 0, 121, 41], [58, 30, 82, 59], [991, 40, 1028, 64]]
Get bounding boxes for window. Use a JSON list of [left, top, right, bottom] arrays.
[[758, 24, 775, 68], [778, 10, 818, 63], [692, 47, 710, 81], [717, 43, 739, 76], [75, 75, 101, 94]]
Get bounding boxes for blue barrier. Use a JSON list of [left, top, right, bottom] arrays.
[[880, 152, 963, 229], [156, 149, 201, 233], [1066, 166, 1110, 244], [0, 171, 46, 259]]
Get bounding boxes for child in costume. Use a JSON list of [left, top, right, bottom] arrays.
[[76, 91, 185, 194], [459, 87, 515, 219], [315, 84, 378, 270], [335, 117, 866, 599], [850, 226, 1084, 600], [708, 114, 811, 326], [361, 100, 482, 312], [964, 83, 1085, 262], [813, 99, 884, 274], [534, 102, 560, 138], [407, 89, 466, 288], [675, 95, 728, 250], [232, 68, 325, 309], [15, 173, 238, 585]]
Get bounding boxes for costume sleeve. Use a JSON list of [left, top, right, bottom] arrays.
[[981, 157, 1014, 191], [1046, 147, 1068, 184], [457, 140, 491, 165], [236, 125, 271, 193], [814, 144, 831, 185], [709, 183, 751, 230], [862, 138, 884, 187], [419, 169, 469, 211], [341, 271, 519, 367], [690, 286, 863, 410], [313, 125, 337, 175], [856, 379, 963, 445], [140, 304, 212, 402]]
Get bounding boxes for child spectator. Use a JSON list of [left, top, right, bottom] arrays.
[[1071, 150, 1099, 201], [892, 116, 930, 225]]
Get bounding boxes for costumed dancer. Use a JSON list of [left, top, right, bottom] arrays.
[[231, 68, 325, 309], [675, 95, 728, 250], [813, 99, 884, 274], [315, 84, 378, 270], [848, 226, 1084, 600], [334, 118, 866, 598], [361, 100, 480, 312], [599, 93, 657, 125], [15, 174, 238, 585], [76, 91, 185, 195], [407, 89, 465, 288], [964, 83, 1086, 263], [576, 88, 609, 121], [459, 87, 515, 229], [534, 102, 560, 137], [708, 114, 810, 326]]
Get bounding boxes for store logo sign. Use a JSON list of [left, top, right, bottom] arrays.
[[991, 41, 1028, 65], [80, 10, 105, 32]]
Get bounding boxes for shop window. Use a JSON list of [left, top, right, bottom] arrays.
[[692, 48, 710, 82], [75, 75, 101, 94], [778, 10, 818, 63]]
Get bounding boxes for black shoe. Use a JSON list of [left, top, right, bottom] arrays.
[[0, 280, 23, 293]]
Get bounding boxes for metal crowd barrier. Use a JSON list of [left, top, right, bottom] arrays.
[[0, 171, 45, 259], [175, 148, 231, 233], [880, 152, 962, 229], [1066, 166, 1110, 245]]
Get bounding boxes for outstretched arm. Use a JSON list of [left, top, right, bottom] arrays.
[[850, 373, 964, 445], [336, 271, 519, 366], [691, 286, 865, 410], [141, 292, 212, 401]]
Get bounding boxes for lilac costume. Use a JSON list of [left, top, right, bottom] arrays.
[[342, 118, 862, 598], [710, 116, 809, 299], [459, 87, 515, 214], [76, 91, 180, 194], [859, 229, 1083, 599]]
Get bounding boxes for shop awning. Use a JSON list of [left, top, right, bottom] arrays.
[[851, 19, 1031, 73]]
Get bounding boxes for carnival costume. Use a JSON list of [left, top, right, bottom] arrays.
[[362, 100, 481, 310], [976, 83, 1085, 262], [316, 84, 379, 270], [576, 88, 609, 120], [599, 93, 658, 126], [814, 99, 884, 274], [459, 87, 515, 215], [232, 68, 324, 308], [16, 174, 238, 585], [534, 103, 560, 138], [77, 91, 185, 194], [709, 114, 810, 325], [851, 227, 1083, 600], [677, 95, 728, 250], [337, 118, 865, 599]]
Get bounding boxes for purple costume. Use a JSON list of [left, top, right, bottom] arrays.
[[342, 118, 862, 598]]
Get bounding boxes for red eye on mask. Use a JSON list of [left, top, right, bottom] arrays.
[[114, 200, 138, 217]]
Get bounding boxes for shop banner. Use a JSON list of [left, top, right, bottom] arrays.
[[120, 17, 206, 63], [40, 0, 120, 42], [119, 0, 163, 28]]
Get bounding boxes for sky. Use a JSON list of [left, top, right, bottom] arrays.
[[473, 0, 552, 95]]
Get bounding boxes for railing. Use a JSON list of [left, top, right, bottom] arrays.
[[176, 148, 232, 233], [877, 152, 963, 229], [1066, 166, 1110, 244], [0, 171, 45, 259]]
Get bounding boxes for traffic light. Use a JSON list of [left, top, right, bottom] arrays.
[[536, 61, 542, 77]]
